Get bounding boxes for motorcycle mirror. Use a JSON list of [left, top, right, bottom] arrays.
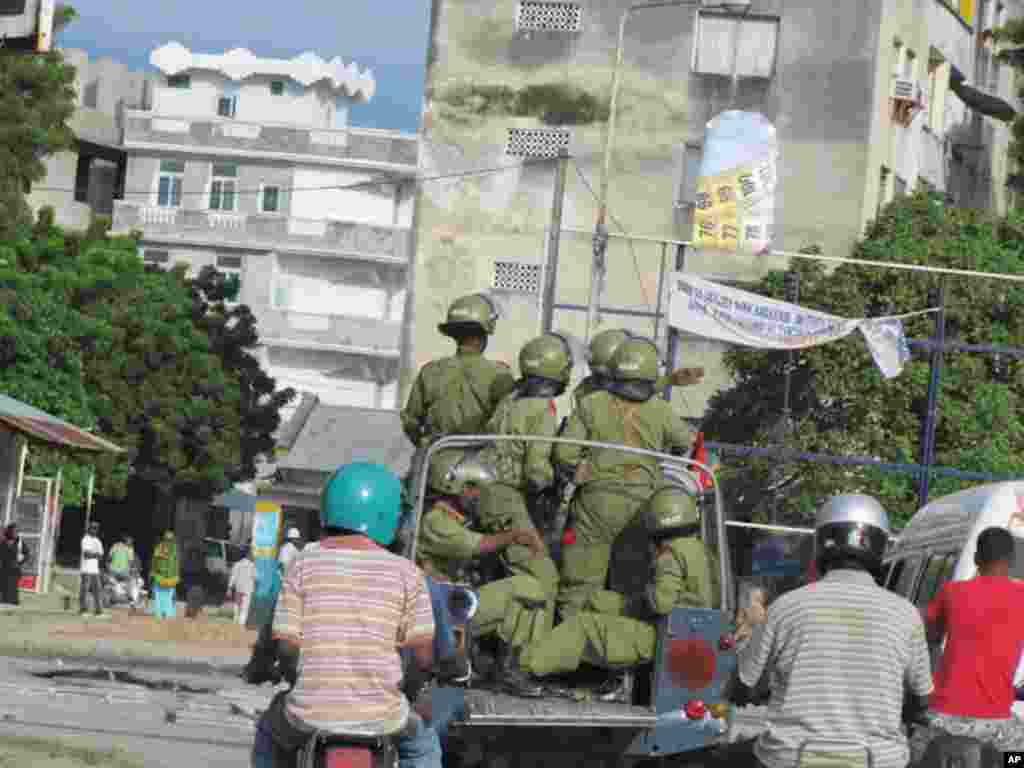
[[448, 586, 479, 623]]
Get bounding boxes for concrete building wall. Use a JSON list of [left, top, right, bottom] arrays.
[[150, 70, 355, 128]]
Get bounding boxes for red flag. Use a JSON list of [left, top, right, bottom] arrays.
[[690, 432, 713, 491]]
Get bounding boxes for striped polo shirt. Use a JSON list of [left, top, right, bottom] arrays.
[[273, 536, 435, 736], [738, 569, 933, 768]]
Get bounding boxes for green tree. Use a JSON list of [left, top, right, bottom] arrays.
[[0, 211, 295, 506], [0, 5, 79, 237], [995, 19, 1024, 201], [703, 193, 1024, 529]]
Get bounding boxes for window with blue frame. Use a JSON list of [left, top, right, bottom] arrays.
[[157, 159, 185, 208]]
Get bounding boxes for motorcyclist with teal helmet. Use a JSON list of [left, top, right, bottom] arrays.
[[251, 462, 442, 768]]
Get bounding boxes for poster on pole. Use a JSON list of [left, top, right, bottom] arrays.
[[692, 111, 777, 255], [669, 274, 913, 378], [247, 499, 282, 628]]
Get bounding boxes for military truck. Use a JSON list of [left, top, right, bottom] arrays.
[[407, 434, 739, 768]]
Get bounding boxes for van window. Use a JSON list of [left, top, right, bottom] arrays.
[[888, 555, 922, 597], [915, 553, 957, 609]]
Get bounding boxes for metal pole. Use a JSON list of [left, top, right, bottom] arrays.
[[663, 243, 687, 401], [541, 152, 569, 333], [781, 270, 800, 423], [587, 6, 632, 344], [917, 276, 947, 508], [653, 241, 668, 344]]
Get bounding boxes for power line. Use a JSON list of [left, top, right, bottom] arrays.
[[27, 157, 554, 199]]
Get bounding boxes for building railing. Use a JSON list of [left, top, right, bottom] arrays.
[[112, 200, 410, 262], [122, 109, 419, 169], [256, 307, 401, 355]]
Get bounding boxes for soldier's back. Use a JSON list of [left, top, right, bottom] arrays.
[[411, 353, 515, 444]]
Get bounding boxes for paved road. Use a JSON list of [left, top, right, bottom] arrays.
[[0, 657, 279, 767]]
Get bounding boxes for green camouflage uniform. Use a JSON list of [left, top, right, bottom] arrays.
[[523, 535, 715, 676], [475, 392, 560, 631], [417, 498, 548, 651], [401, 350, 516, 489], [554, 390, 695, 616]]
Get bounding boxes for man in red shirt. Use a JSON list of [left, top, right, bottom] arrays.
[[913, 526, 1024, 760]]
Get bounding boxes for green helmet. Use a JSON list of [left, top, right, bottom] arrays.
[[428, 449, 496, 496], [588, 329, 632, 376], [438, 294, 500, 337], [642, 486, 700, 535], [519, 333, 574, 384], [609, 337, 659, 382]]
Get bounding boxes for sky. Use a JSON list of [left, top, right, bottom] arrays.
[[56, 0, 433, 133]]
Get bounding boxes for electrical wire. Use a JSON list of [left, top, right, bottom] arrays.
[[570, 158, 655, 309], [27, 156, 555, 198]]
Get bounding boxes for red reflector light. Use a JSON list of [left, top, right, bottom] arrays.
[[719, 633, 736, 651], [324, 747, 374, 768], [666, 637, 717, 690], [685, 699, 707, 720]]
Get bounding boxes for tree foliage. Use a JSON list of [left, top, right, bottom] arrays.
[[995, 18, 1024, 198], [0, 211, 295, 506], [0, 43, 78, 237], [703, 193, 1024, 529]]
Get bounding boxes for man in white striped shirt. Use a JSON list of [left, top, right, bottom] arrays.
[[721, 494, 933, 768]]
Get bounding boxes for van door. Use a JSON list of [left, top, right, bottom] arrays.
[[913, 551, 958, 670], [884, 554, 924, 598]]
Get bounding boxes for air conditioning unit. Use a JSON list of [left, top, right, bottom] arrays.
[[892, 77, 916, 102]]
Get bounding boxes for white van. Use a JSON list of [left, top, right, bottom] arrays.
[[881, 480, 1024, 717]]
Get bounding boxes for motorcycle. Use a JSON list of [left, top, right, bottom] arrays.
[[103, 571, 146, 610]]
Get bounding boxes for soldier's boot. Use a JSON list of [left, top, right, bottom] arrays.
[[595, 668, 635, 704], [498, 645, 545, 699]]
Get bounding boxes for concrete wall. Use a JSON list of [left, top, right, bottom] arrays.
[[151, 70, 354, 129], [408, 0, 886, 417]]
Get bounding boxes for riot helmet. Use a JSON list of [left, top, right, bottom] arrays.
[[587, 328, 633, 387], [427, 448, 495, 521], [607, 337, 660, 402], [642, 486, 701, 540], [814, 493, 891, 576], [438, 293, 501, 342], [518, 332, 580, 398]]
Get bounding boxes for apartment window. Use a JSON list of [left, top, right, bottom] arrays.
[[693, 10, 779, 79], [157, 159, 184, 208], [270, 80, 285, 96], [142, 249, 170, 266], [209, 163, 238, 212], [167, 74, 190, 89], [215, 254, 243, 302], [217, 95, 237, 118], [260, 185, 281, 213]]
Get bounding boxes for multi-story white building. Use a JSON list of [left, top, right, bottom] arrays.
[[110, 42, 419, 419]]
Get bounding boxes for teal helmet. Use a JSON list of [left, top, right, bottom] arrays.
[[320, 462, 402, 546]]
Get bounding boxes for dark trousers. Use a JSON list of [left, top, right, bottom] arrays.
[[1, 566, 19, 604], [79, 573, 103, 614]]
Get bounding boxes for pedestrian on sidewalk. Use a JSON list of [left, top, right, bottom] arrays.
[[277, 528, 302, 575], [150, 530, 180, 619], [227, 547, 256, 625], [0, 524, 28, 605], [79, 521, 104, 616]]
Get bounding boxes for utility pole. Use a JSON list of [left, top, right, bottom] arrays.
[[917, 277, 947, 509], [541, 151, 569, 333]]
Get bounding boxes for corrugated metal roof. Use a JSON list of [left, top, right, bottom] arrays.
[[277, 404, 414, 476], [0, 393, 124, 453]]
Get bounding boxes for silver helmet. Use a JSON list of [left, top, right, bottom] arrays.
[[814, 493, 891, 569]]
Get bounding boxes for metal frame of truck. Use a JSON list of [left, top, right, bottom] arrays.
[[406, 434, 739, 766]]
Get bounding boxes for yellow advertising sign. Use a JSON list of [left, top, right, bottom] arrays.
[[692, 155, 776, 253]]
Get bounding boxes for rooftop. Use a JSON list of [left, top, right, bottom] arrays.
[[150, 42, 377, 103]]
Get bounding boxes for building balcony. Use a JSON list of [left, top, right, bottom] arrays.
[[121, 109, 419, 172], [256, 308, 401, 356], [112, 200, 410, 263]]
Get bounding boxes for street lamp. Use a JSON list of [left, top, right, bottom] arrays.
[[586, 0, 752, 343]]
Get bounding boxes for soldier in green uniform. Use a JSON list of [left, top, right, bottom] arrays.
[[474, 333, 580, 676], [401, 293, 517, 492], [554, 337, 696, 618], [416, 448, 549, 696], [572, 328, 633, 410], [522, 486, 718, 701]]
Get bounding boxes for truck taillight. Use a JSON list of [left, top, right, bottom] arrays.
[[684, 699, 707, 720]]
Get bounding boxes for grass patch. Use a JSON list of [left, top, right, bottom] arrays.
[[0, 735, 144, 767]]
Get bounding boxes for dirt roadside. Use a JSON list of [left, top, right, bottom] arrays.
[[0, 734, 146, 768]]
